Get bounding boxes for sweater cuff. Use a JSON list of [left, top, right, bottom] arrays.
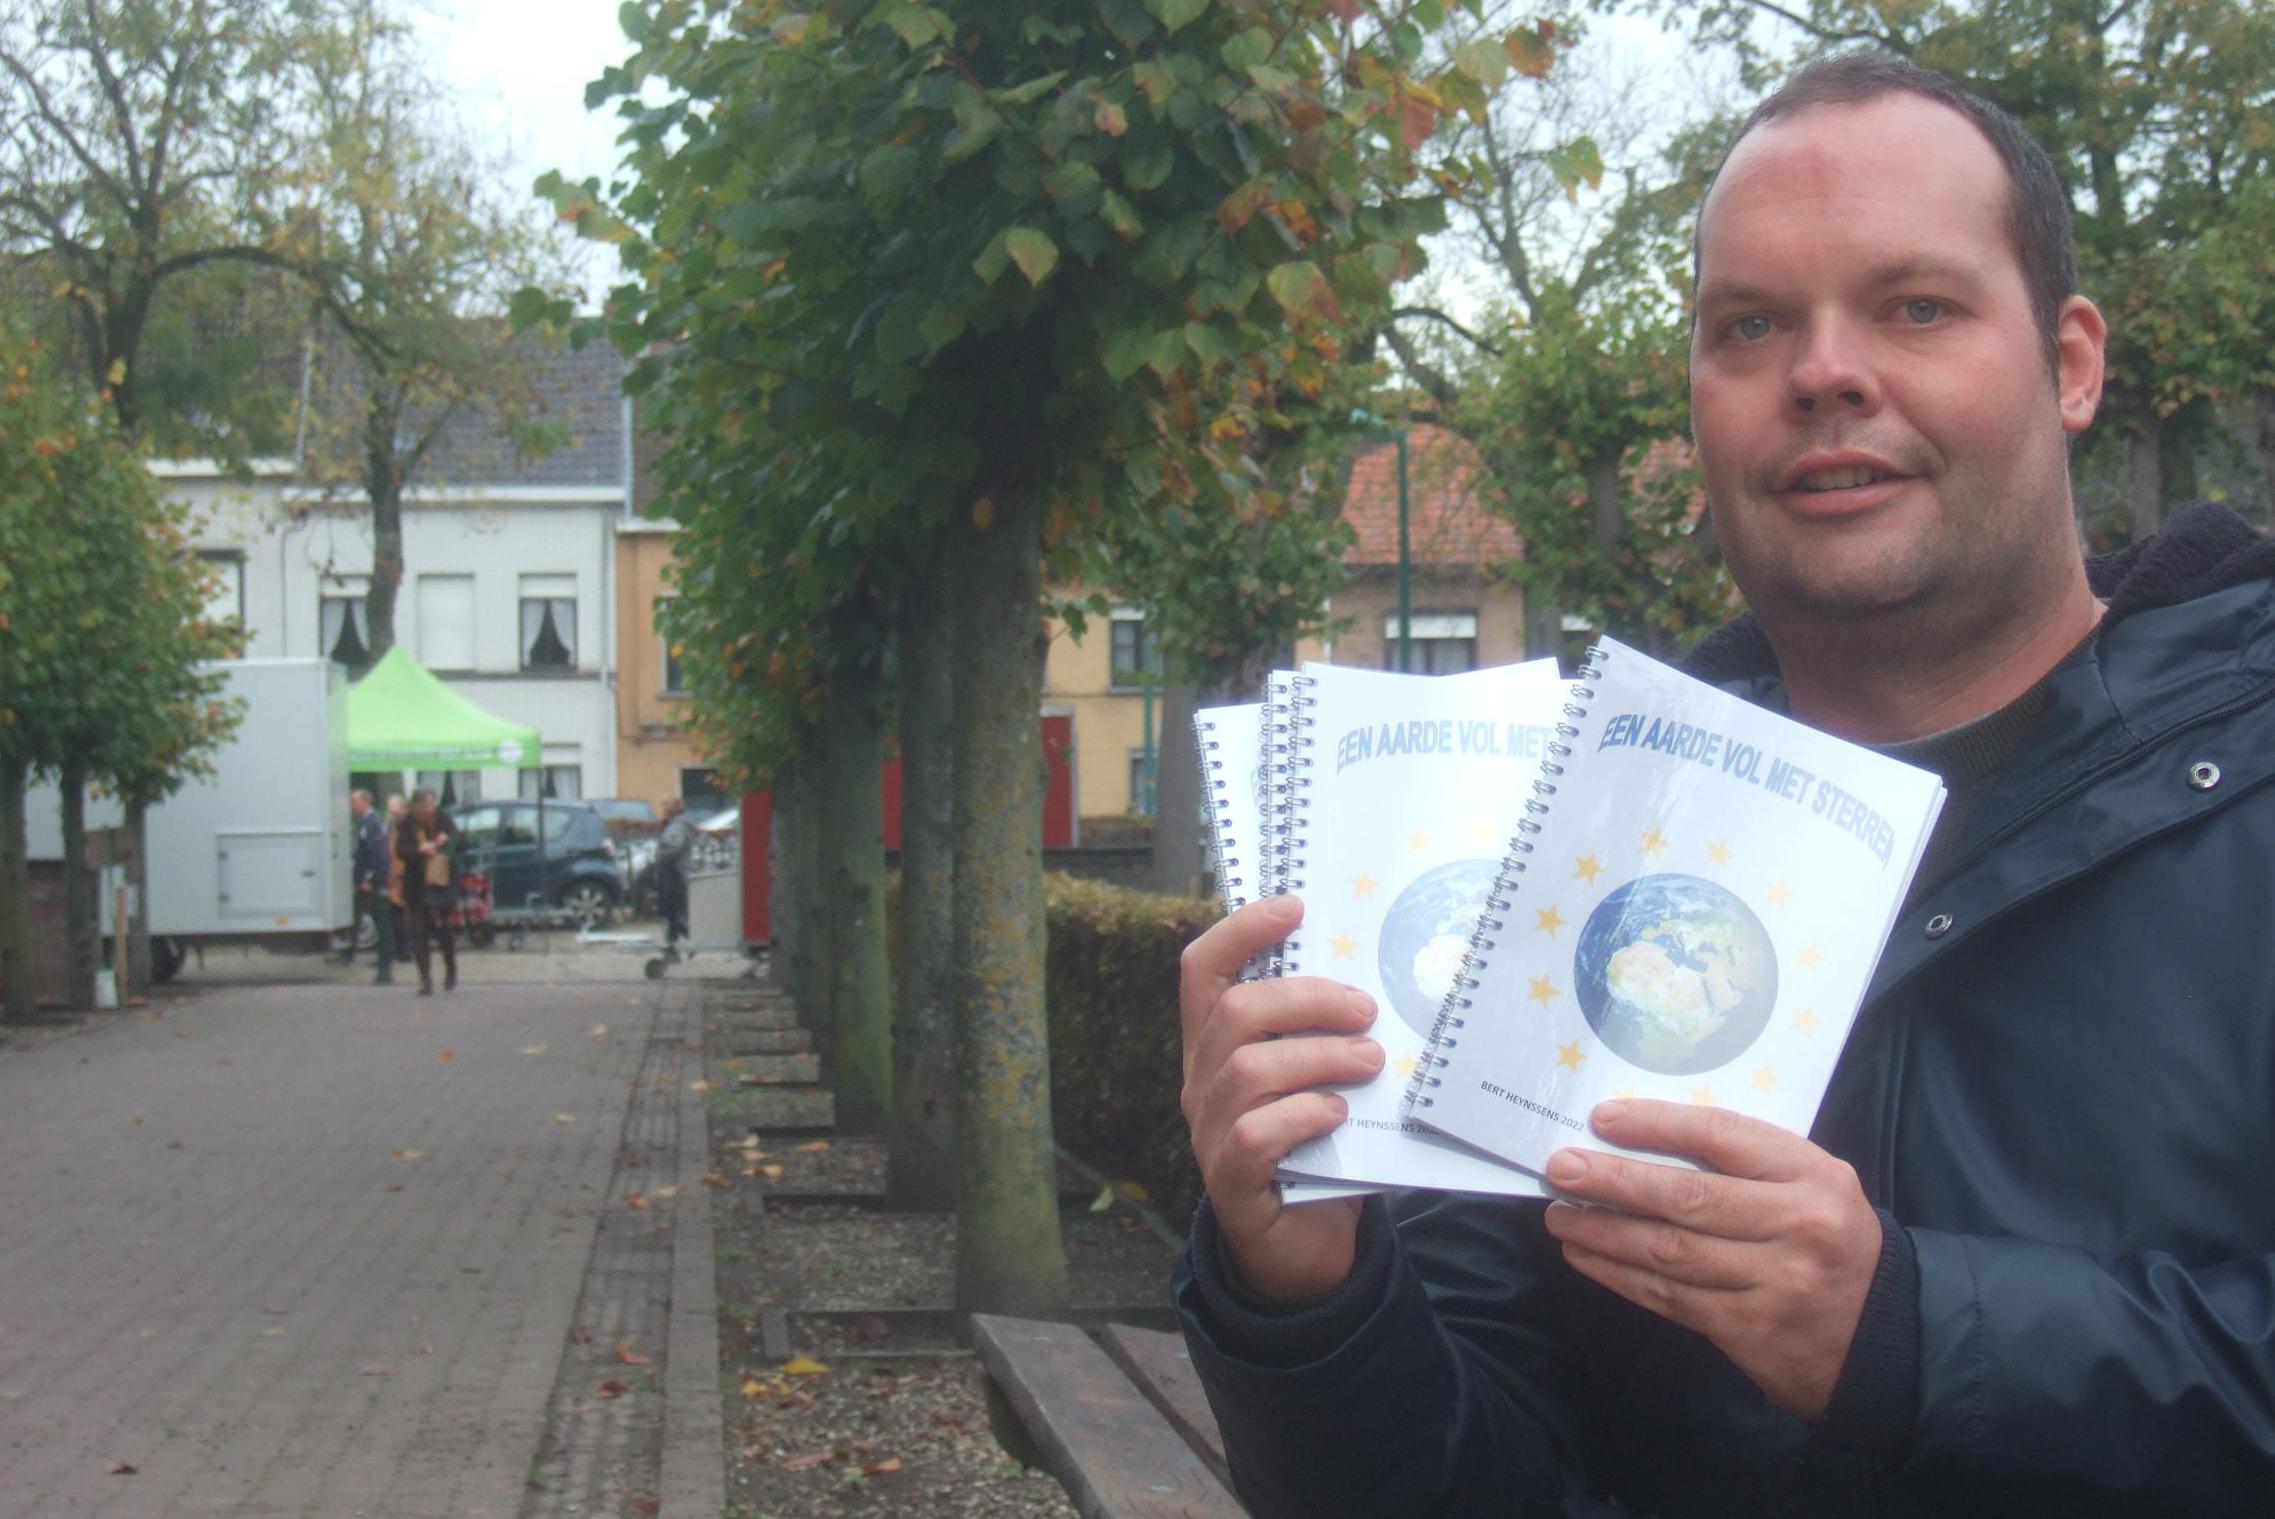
[[1816, 1208, 1920, 1461], [1183, 1193, 1397, 1368]]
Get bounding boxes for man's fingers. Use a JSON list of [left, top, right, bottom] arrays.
[[1557, 1242, 1724, 1334], [1585, 1098, 1816, 1183], [1186, 974, 1376, 1093], [1543, 1201, 1757, 1289], [1544, 1146, 1785, 1242], [1207, 1091, 1351, 1215], [1181, 896, 1304, 1027], [1203, 1032, 1384, 1127]]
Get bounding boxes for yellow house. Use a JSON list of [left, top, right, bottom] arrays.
[[613, 519, 728, 811], [1052, 425, 1534, 820]]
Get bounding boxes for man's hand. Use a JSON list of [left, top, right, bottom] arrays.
[[1181, 896, 1381, 1303], [1540, 1100, 1883, 1419]]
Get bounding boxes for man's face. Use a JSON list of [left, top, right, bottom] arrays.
[[351, 794, 369, 818], [1690, 94, 2101, 627], [412, 797, 436, 824]]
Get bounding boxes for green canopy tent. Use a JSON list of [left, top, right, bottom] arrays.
[[347, 647, 562, 926]]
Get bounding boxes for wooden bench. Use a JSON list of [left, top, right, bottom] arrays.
[[972, 1314, 1251, 1518]]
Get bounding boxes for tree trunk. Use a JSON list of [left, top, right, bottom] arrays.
[[818, 653, 890, 1132], [888, 573, 957, 1210], [1586, 450, 1625, 549], [1523, 592, 1567, 672], [364, 395, 408, 662], [1148, 682, 1207, 897], [769, 758, 800, 998], [59, 762, 95, 1010], [1, 756, 34, 1023], [951, 488, 1068, 1322], [2128, 420, 2164, 540], [127, 801, 152, 994]]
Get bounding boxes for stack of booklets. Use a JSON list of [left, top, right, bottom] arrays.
[[1194, 638, 1946, 1198]]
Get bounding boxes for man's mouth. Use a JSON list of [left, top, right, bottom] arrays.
[[1792, 466, 1902, 493]]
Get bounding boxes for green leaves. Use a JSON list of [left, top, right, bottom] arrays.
[[1004, 227, 1060, 286], [1265, 260, 1338, 321], [1145, 0, 1210, 34]]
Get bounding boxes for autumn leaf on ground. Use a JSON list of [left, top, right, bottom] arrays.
[[553, 1113, 576, 1124], [435, 1049, 456, 1063], [781, 1355, 829, 1376], [738, 1133, 763, 1151], [108, 1462, 137, 1475], [862, 1456, 904, 1476], [687, 1079, 711, 1093], [625, 1191, 651, 1211], [699, 1172, 732, 1189], [596, 1378, 631, 1399], [740, 1374, 766, 1399], [616, 1339, 652, 1366], [521, 1044, 547, 1055], [653, 1184, 682, 1201], [781, 1448, 837, 1471], [747, 1164, 784, 1180], [391, 1148, 427, 1161], [588, 1024, 609, 1037], [794, 1140, 831, 1153], [630, 1498, 661, 1517]]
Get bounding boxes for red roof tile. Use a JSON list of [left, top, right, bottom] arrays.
[[1340, 425, 1519, 567]]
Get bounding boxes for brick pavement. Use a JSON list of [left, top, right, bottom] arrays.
[[0, 974, 708, 1519]]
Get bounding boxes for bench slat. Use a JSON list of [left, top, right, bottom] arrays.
[[1096, 1322, 1233, 1490], [972, 1314, 1250, 1519]]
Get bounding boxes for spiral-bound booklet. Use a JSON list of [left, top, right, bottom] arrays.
[[1194, 702, 1268, 919], [1405, 637, 1945, 1176], [1269, 658, 1567, 1197]]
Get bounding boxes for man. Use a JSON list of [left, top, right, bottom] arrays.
[[653, 796, 694, 959], [395, 788, 459, 995], [348, 789, 394, 985], [1174, 54, 2275, 1517]]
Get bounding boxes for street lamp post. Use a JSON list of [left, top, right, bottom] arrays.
[[1395, 427, 1411, 674]]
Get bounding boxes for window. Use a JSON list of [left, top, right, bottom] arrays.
[[518, 574, 578, 671], [679, 767, 730, 813], [1381, 610, 1478, 675], [1108, 609, 1161, 690], [198, 552, 244, 633], [656, 597, 685, 694], [321, 579, 371, 668], [455, 805, 501, 848], [415, 769, 482, 807], [517, 765, 583, 801], [1128, 748, 1157, 815], [417, 574, 476, 670]]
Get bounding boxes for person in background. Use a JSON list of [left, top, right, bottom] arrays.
[[385, 794, 411, 966], [396, 788, 459, 995], [348, 789, 394, 985], [654, 796, 694, 959]]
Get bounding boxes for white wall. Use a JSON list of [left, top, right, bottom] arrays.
[[174, 475, 621, 798]]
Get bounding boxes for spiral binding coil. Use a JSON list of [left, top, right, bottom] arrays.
[[1257, 672, 1316, 977], [1194, 714, 1250, 912], [1403, 644, 1609, 1115]]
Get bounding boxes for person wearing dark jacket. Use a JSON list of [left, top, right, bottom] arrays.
[[349, 789, 394, 984], [396, 788, 459, 995], [1173, 55, 2275, 1519]]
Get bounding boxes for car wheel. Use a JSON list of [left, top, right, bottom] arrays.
[[558, 880, 616, 926]]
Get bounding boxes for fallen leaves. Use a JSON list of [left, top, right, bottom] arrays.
[[553, 1113, 576, 1125], [793, 1140, 831, 1153], [699, 1172, 732, 1190], [435, 1048, 456, 1063], [520, 1044, 548, 1055], [625, 1191, 651, 1211], [391, 1148, 427, 1161], [615, 1339, 652, 1366], [596, 1377, 632, 1399], [780, 1355, 829, 1376], [588, 1023, 609, 1038]]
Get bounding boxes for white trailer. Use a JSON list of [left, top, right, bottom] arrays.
[[26, 659, 354, 980]]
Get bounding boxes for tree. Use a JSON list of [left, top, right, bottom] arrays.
[[550, 0, 1543, 1317], [0, 322, 237, 1020], [289, 0, 574, 664]]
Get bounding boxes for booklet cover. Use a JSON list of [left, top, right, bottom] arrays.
[[1194, 701, 1268, 917], [1272, 659, 1565, 1197], [1405, 637, 1945, 1175]]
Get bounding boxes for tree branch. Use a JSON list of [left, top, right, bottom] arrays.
[[1390, 304, 1502, 357], [1736, 0, 1909, 53], [1382, 322, 1461, 414]]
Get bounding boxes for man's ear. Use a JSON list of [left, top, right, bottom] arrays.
[[2056, 295, 2106, 435]]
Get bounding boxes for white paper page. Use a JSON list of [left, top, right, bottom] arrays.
[[1408, 638, 1945, 1176], [1273, 659, 1565, 1197], [1195, 701, 1267, 915]]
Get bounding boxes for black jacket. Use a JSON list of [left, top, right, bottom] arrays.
[[1175, 503, 2275, 1518], [353, 808, 390, 890], [395, 812, 458, 911]]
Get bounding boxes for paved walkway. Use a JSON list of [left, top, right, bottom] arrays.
[[0, 971, 725, 1518]]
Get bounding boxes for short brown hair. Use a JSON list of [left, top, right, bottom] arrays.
[[1702, 52, 2077, 376]]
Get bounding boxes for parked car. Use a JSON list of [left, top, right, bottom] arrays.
[[450, 799, 622, 926]]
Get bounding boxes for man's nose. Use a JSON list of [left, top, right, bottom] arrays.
[[1786, 319, 1879, 414]]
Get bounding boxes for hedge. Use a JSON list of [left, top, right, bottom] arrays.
[[1041, 872, 1216, 1225]]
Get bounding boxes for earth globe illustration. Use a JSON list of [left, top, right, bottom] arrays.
[[1572, 874, 1778, 1075], [1377, 858, 1502, 1039]]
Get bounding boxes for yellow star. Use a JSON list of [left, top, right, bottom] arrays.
[[1556, 1040, 1587, 1072], [1704, 837, 1735, 870], [1613, 1084, 1638, 1100], [1689, 1085, 1718, 1106], [1751, 1064, 1781, 1093], [1791, 1006, 1820, 1035], [1797, 944, 1823, 972], [1406, 828, 1432, 853], [1329, 932, 1359, 960], [1639, 826, 1669, 859], [1349, 869, 1379, 901], [1765, 880, 1792, 909], [1392, 1050, 1418, 1078], [1573, 853, 1605, 886], [1535, 904, 1568, 938], [1527, 974, 1560, 1006]]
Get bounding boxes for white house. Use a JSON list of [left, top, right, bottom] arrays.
[[170, 339, 637, 804]]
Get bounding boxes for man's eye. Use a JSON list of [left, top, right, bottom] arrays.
[[1901, 298, 1945, 325], [1728, 315, 1773, 341]]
